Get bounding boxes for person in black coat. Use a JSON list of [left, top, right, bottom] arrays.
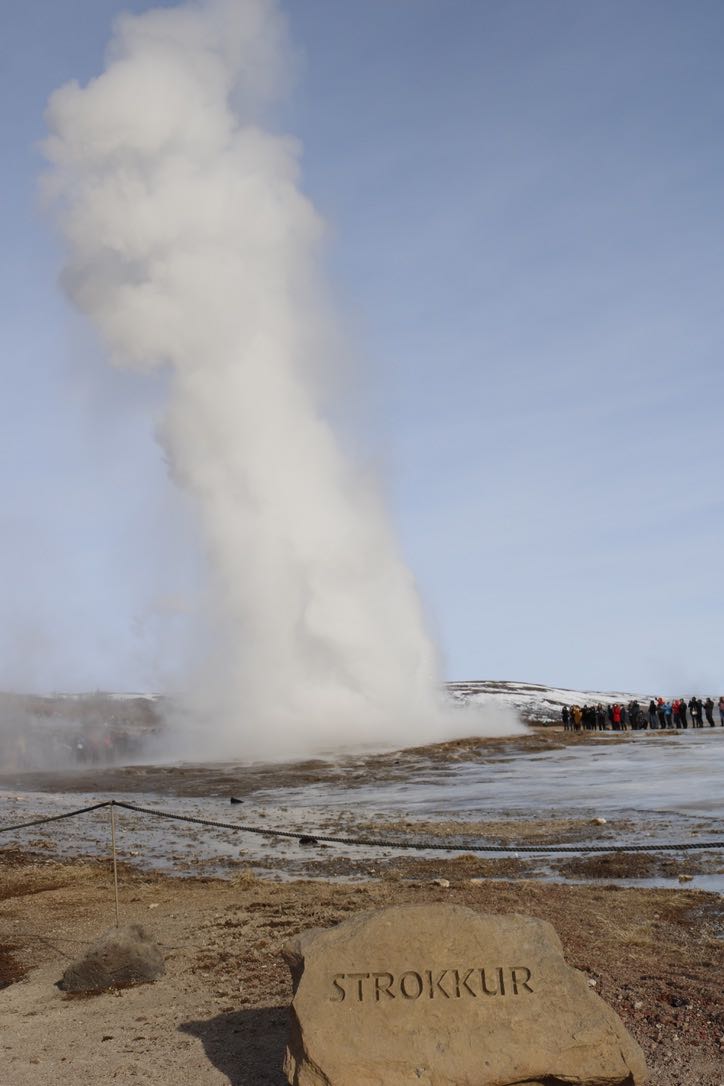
[[679, 699, 688, 728], [704, 697, 715, 726]]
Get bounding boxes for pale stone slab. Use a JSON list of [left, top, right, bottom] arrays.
[[282, 904, 647, 1086]]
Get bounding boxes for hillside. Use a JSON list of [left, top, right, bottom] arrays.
[[448, 679, 653, 724]]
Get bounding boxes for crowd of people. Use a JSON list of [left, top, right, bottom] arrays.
[[0, 720, 148, 772], [562, 696, 724, 732]]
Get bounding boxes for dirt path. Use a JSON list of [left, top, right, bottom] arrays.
[[1, 851, 722, 1085]]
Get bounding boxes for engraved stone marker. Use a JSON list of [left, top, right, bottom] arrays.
[[282, 904, 647, 1086]]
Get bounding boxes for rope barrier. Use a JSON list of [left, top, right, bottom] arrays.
[[0, 800, 111, 834], [111, 801, 724, 854], [1, 798, 720, 855]]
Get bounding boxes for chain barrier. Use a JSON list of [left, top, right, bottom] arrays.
[[0, 798, 722, 855]]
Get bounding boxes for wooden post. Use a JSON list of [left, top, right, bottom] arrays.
[[110, 803, 120, 927]]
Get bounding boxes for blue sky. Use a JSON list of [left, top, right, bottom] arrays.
[[1, 0, 723, 694]]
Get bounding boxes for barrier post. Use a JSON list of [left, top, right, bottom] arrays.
[[110, 802, 120, 927]]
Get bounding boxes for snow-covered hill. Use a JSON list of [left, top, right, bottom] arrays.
[[446, 680, 654, 725], [1, 682, 699, 733], [1, 684, 661, 730]]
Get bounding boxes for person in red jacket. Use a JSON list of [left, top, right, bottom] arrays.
[[612, 703, 622, 730], [657, 698, 666, 728]]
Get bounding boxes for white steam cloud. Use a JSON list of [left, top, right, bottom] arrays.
[[43, 0, 522, 758]]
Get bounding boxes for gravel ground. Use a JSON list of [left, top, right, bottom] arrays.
[[1, 849, 722, 1086]]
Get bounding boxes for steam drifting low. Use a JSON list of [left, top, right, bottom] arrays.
[[43, 0, 521, 758]]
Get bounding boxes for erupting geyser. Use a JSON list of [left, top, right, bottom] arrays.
[[43, 0, 521, 758]]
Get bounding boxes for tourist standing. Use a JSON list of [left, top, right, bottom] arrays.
[[679, 699, 688, 728], [704, 697, 715, 726], [719, 696, 724, 726], [648, 699, 658, 729]]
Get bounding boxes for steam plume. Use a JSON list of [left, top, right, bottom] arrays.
[[44, 0, 521, 757]]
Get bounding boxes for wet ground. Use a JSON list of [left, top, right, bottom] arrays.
[[1, 729, 722, 890], [3, 726, 722, 1086]]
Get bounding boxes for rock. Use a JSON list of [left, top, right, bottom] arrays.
[[59, 924, 165, 993], [282, 904, 647, 1086]]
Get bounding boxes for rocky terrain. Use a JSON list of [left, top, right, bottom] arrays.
[[0, 850, 722, 1085], [1, 685, 722, 1084]]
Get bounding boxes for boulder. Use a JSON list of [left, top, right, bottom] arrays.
[[282, 904, 647, 1086], [59, 923, 164, 992]]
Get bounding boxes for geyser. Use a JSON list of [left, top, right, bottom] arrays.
[[43, 0, 521, 757]]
